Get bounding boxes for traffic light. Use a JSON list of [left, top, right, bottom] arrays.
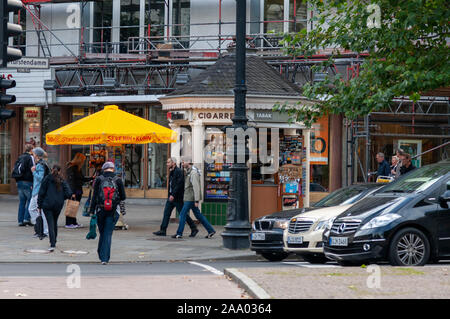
[[0, 78, 16, 122], [0, 0, 23, 67]]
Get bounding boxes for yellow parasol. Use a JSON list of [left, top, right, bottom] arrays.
[[46, 105, 177, 146]]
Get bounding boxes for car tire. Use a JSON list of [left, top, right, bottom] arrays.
[[302, 254, 328, 264], [388, 227, 430, 266], [261, 252, 289, 262]]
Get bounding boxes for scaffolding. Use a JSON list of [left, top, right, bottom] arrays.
[[15, 0, 450, 185]]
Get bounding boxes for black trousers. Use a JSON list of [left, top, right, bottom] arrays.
[[160, 199, 197, 232], [66, 192, 82, 225], [43, 208, 61, 247]]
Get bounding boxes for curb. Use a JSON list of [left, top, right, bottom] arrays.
[[224, 268, 271, 299]]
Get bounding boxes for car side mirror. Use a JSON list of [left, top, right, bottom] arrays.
[[439, 191, 450, 209]]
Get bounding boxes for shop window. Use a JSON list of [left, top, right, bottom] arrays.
[[93, 0, 113, 53], [23, 107, 41, 147], [70, 108, 91, 177], [148, 106, 169, 189], [42, 107, 61, 168], [0, 119, 11, 185], [120, 107, 144, 188]]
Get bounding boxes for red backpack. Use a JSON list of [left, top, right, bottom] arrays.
[[97, 175, 120, 211]]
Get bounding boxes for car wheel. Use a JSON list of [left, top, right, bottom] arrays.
[[389, 227, 430, 266], [302, 254, 328, 264], [261, 252, 289, 262]]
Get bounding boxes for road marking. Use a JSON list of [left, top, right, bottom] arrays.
[[188, 261, 224, 276], [283, 261, 342, 268]]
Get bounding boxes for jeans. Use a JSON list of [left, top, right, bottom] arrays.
[[97, 210, 119, 263], [176, 201, 215, 236], [17, 181, 32, 224], [43, 208, 61, 247], [160, 199, 197, 232]]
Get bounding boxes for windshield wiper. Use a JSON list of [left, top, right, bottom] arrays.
[[384, 189, 406, 193]]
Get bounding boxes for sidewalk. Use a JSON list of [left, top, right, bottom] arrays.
[[0, 195, 256, 263]]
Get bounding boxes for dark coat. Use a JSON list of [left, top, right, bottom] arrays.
[[89, 171, 126, 214], [15, 153, 34, 183], [66, 165, 91, 195], [37, 174, 72, 212], [168, 166, 184, 202], [400, 163, 416, 175], [377, 160, 390, 177]]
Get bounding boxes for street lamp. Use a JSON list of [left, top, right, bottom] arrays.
[[221, 0, 251, 249]]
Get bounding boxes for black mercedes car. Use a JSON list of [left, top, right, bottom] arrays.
[[324, 159, 450, 266], [251, 183, 383, 261]]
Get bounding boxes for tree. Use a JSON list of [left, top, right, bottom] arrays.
[[274, 0, 450, 127]]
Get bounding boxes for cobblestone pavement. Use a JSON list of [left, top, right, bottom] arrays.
[[236, 264, 450, 299]]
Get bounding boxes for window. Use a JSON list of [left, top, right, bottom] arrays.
[[0, 118, 11, 185], [148, 106, 169, 189], [120, 0, 141, 52], [264, 0, 284, 34], [289, 0, 307, 32], [93, 0, 113, 53], [145, 0, 166, 38], [172, 0, 190, 48]]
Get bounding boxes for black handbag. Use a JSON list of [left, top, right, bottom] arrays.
[[34, 213, 45, 240]]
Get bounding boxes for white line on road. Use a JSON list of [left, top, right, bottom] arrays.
[[188, 261, 224, 276]]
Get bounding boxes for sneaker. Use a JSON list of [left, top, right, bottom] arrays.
[[189, 229, 199, 238], [33, 233, 39, 238], [25, 221, 34, 226], [153, 230, 166, 236], [48, 247, 55, 252], [73, 224, 83, 229], [39, 234, 48, 240], [101, 262, 108, 265], [18, 222, 26, 227], [205, 232, 216, 239], [65, 224, 76, 229], [171, 234, 182, 239]]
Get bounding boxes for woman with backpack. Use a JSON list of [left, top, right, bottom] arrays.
[[65, 153, 93, 229], [89, 162, 126, 264], [37, 164, 73, 251]]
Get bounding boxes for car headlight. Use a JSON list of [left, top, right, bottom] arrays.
[[252, 221, 257, 231], [314, 217, 335, 232], [273, 220, 289, 229], [360, 213, 402, 230]]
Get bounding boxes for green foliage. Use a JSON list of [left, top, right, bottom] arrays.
[[274, 0, 450, 127]]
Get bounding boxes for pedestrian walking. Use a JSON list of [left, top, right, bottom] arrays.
[[390, 155, 399, 177], [375, 152, 390, 178], [89, 162, 126, 265], [399, 153, 416, 175], [37, 164, 73, 251], [12, 144, 35, 227], [28, 147, 50, 238], [153, 158, 199, 237], [172, 161, 215, 239], [65, 153, 93, 229]]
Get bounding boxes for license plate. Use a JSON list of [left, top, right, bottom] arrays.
[[251, 232, 265, 241], [329, 237, 348, 246], [287, 236, 303, 244]]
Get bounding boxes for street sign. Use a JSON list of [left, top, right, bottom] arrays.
[[7, 56, 49, 69]]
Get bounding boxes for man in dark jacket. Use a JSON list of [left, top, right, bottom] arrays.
[[376, 152, 390, 178], [153, 158, 198, 237], [89, 161, 126, 265], [15, 144, 35, 226]]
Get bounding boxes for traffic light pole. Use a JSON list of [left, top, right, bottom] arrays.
[[221, 0, 251, 250]]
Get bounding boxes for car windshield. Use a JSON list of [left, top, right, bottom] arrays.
[[313, 187, 364, 207], [380, 164, 450, 194]]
